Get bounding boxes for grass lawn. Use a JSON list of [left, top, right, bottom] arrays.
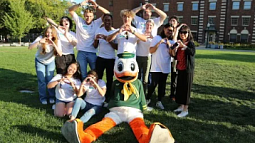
[[0, 46, 255, 143]]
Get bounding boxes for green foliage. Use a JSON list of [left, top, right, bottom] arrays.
[[193, 41, 200, 47], [2, 0, 34, 43], [223, 43, 255, 50]]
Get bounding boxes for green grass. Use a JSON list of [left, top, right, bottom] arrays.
[[0, 47, 255, 143]]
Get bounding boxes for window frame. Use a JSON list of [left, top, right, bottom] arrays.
[[232, 1, 240, 10]]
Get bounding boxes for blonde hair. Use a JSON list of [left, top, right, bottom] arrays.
[[41, 26, 58, 55], [120, 9, 135, 18], [146, 19, 155, 26]]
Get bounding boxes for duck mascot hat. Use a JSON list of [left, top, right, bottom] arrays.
[[61, 52, 175, 143]]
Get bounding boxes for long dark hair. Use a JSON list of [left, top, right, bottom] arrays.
[[63, 62, 81, 80], [177, 25, 194, 42], [160, 23, 174, 39], [59, 16, 73, 30]]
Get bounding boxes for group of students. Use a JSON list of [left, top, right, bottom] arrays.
[[28, 0, 195, 123]]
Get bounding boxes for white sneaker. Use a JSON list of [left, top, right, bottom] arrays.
[[177, 111, 188, 117], [41, 100, 47, 105], [52, 104, 56, 110], [146, 106, 153, 111], [49, 99, 55, 104], [146, 99, 151, 105], [174, 108, 183, 113], [156, 101, 164, 110]]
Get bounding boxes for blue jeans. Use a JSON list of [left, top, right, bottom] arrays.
[[71, 98, 102, 123], [77, 51, 97, 80], [35, 58, 55, 102]]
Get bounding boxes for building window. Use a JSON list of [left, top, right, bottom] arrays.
[[192, 3, 198, 11], [232, 2, 240, 10], [177, 17, 183, 23], [242, 17, 250, 26], [163, 3, 169, 12], [230, 34, 237, 42], [109, 0, 113, 6], [231, 17, 238, 26], [177, 3, 183, 11], [240, 34, 248, 43], [191, 17, 198, 25], [151, 3, 156, 12], [209, 2, 216, 10], [244, 1, 251, 10], [208, 17, 215, 25]]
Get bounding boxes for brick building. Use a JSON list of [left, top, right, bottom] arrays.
[[95, 0, 255, 44]]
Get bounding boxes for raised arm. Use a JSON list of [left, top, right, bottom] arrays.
[[68, 0, 88, 17], [131, 4, 146, 14], [148, 3, 167, 24], [88, 0, 110, 19]]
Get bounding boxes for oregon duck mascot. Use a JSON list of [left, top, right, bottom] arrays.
[[61, 52, 175, 143]]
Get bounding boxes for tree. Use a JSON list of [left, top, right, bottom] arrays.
[[2, 0, 34, 44]]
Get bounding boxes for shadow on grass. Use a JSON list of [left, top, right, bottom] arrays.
[[0, 68, 57, 115], [195, 53, 255, 63], [190, 97, 255, 127], [144, 113, 255, 143], [192, 83, 255, 101], [12, 124, 66, 142]]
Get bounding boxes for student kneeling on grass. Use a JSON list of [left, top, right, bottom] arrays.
[[47, 62, 81, 117], [69, 70, 106, 123]]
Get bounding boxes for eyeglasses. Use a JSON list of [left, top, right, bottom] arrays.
[[125, 32, 128, 40], [180, 31, 188, 34]]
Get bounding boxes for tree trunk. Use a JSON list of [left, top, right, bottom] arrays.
[[19, 37, 21, 45]]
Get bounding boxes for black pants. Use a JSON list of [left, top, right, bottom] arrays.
[[147, 72, 168, 101], [175, 70, 194, 105], [170, 62, 177, 98], [55, 54, 76, 74], [95, 57, 115, 102]]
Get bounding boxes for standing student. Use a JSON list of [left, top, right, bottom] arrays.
[[68, 0, 110, 80], [168, 16, 179, 101], [28, 26, 62, 104], [132, 3, 167, 36], [47, 62, 81, 117], [94, 14, 118, 105], [69, 70, 106, 123], [146, 24, 175, 110], [171, 25, 196, 117], [106, 9, 147, 55], [46, 16, 77, 74], [136, 19, 154, 95]]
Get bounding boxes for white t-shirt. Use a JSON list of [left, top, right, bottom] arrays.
[[136, 37, 153, 57], [95, 27, 118, 59], [55, 27, 76, 55], [33, 36, 61, 64], [50, 74, 81, 102], [133, 16, 162, 37], [116, 27, 139, 55], [72, 12, 102, 53], [83, 79, 106, 106], [150, 36, 175, 74]]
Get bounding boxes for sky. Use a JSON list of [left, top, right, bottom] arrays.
[[73, 0, 95, 4]]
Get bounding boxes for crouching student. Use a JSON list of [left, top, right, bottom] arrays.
[[69, 70, 106, 123], [47, 62, 81, 117]]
